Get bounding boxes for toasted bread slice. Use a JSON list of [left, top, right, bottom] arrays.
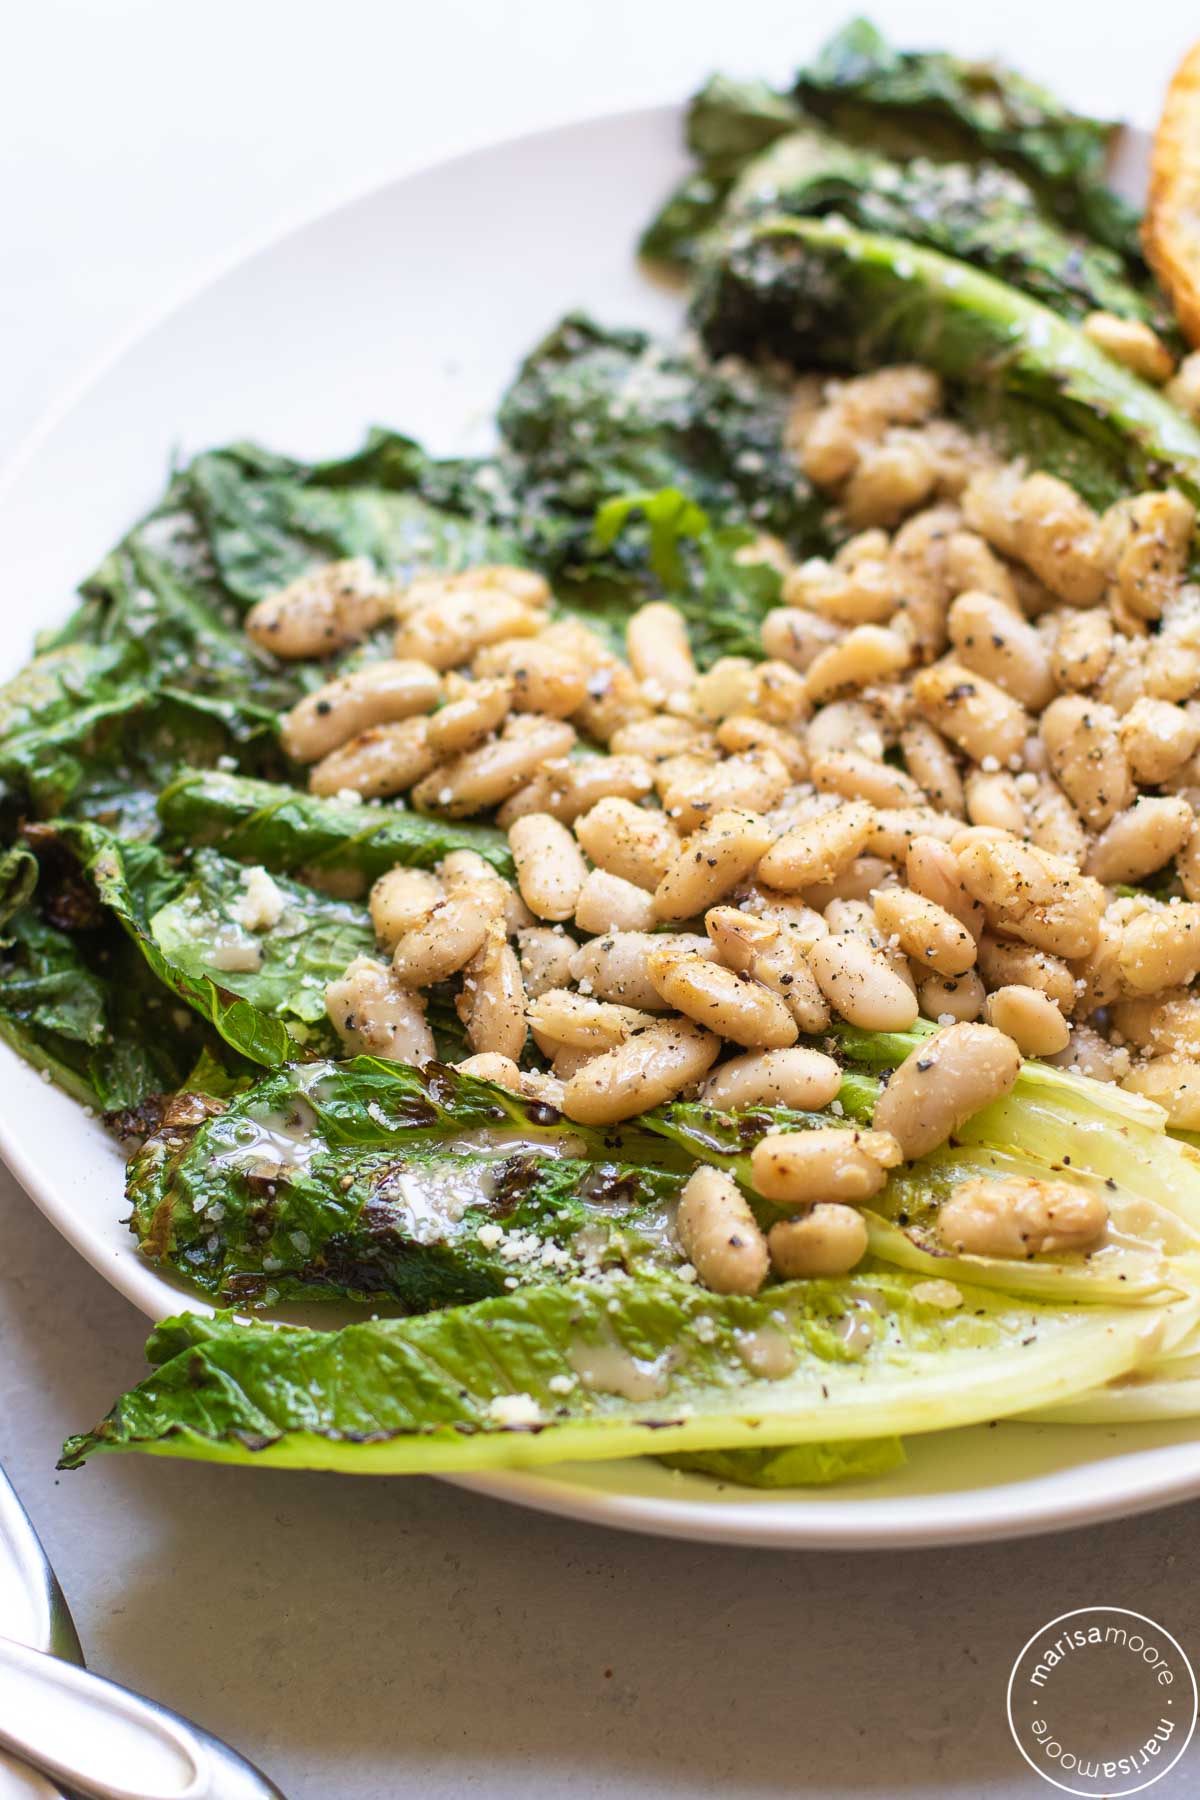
[[1146, 41, 1200, 347]]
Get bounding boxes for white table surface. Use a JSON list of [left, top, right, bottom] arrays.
[[2, 3, 1199, 1795]]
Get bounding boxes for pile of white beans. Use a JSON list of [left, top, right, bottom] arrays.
[[234, 358, 1200, 1295]]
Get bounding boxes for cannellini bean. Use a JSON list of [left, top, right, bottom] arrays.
[[439, 848, 525, 932], [910, 661, 1030, 766], [454, 1052, 524, 1093], [567, 663, 653, 744], [918, 969, 986, 1023], [654, 809, 774, 922], [1049, 1023, 1131, 1084], [937, 1175, 1106, 1257], [368, 867, 442, 948], [516, 926, 578, 998], [802, 855, 897, 911], [688, 657, 758, 723], [1111, 988, 1200, 1057], [1122, 1055, 1200, 1126], [1102, 490, 1194, 621], [704, 908, 831, 1035], [872, 1022, 1021, 1160], [393, 580, 541, 669], [1051, 609, 1113, 692], [559, 1019, 720, 1123], [626, 602, 696, 697], [1177, 825, 1200, 903], [805, 699, 886, 762], [947, 590, 1056, 712], [1143, 593, 1200, 703], [282, 660, 442, 762], [458, 922, 526, 1063], [569, 931, 714, 1012], [944, 529, 1020, 607], [752, 660, 811, 725], [784, 553, 897, 625], [609, 714, 713, 761], [983, 985, 1070, 1056], [574, 868, 657, 934], [499, 754, 656, 828], [905, 837, 985, 938], [810, 749, 922, 808], [750, 1128, 902, 1204], [390, 891, 495, 987], [716, 714, 808, 779], [757, 801, 875, 892], [956, 835, 1104, 959], [427, 677, 513, 758], [1085, 796, 1194, 885], [325, 957, 434, 1062], [964, 770, 1026, 835], [803, 625, 911, 704], [885, 503, 961, 656], [1069, 912, 1126, 1014], [473, 638, 589, 717], [767, 1205, 868, 1277], [965, 471, 1106, 607], [1117, 904, 1200, 993], [574, 795, 678, 891], [525, 988, 653, 1053], [978, 937, 1076, 1014], [412, 715, 575, 817], [1024, 777, 1089, 866], [872, 887, 976, 976], [675, 1166, 768, 1296], [701, 1047, 842, 1112], [899, 722, 965, 816], [646, 947, 799, 1049], [807, 932, 920, 1030], [1039, 695, 1133, 829], [507, 812, 588, 922], [760, 606, 841, 672], [309, 716, 435, 799], [1083, 311, 1174, 383], [400, 564, 549, 616], [658, 749, 791, 832], [842, 438, 937, 529], [863, 807, 960, 864], [246, 557, 393, 658], [1118, 696, 1200, 784]]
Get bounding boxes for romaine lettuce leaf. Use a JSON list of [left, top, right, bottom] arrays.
[[661, 1436, 906, 1487], [59, 1269, 1174, 1473], [157, 770, 512, 883], [694, 218, 1200, 515]]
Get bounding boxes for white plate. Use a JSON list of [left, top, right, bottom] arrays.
[[1, 105, 1198, 1548]]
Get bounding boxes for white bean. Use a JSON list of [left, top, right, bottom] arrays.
[[675, 1166, 768, 1296], [560, 1020, 721, 1123], [646, 947, 799, 1049], [507, 812, 589, 922], [751, 1128, 902, 1203], [807, 933, 919, 1030], [325, 957, 434, 1062], [872, 1022, 1021, 1159], [282, 660, 442, 761], [701, 1047, 842, 1112]]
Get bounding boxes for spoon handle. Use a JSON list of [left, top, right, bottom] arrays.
[[0, 1634, 286, 1800]]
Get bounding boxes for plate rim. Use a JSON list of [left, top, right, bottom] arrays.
[[2, 101, 1197, 1550]]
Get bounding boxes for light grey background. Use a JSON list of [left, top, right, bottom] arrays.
[[2, 3, 1199, 1795]]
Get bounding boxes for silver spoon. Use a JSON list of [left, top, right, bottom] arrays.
[[0, 1466, 286, 1800]]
